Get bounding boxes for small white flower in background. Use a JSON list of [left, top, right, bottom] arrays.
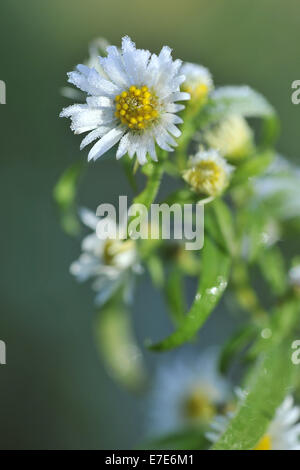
[[204, 114, 254, 160], [70, 208, 142, 306], [85, 37, 110, 72], [289, 264, 300, 288], [61, 38, 110, 101], [207, 395, 300, 450], [181, 62, 213, 102], [183, 149, 234, 197], [60, 36, 190, 165], [254, 155, 300, 220], [147, 350, 230, 436]]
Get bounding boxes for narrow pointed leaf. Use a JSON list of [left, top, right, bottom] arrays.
[[212, 342, 296, 450], [149, 237, 231, 351]]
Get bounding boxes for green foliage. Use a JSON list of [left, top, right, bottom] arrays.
[[212, 342, 296, 450], [53, 161, 85, 236], [94, 301, 146, 391], [57, 49, 300, 451], [149, 237, 231, 351]]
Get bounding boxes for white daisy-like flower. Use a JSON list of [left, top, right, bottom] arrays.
[[70, 208, 142, 306], [204, 114, 254, 160], [181, 62, 213, 101], [207, 395, 300, 450], [183, 149, 234, 197], [60, 36, 190, 165], [147, 350, 230, 436]]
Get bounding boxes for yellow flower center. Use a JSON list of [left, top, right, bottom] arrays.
[[114, 85, 159, 130], [183, 160, 227, 197], [183, 83, 208, 101], [103, 239, 135, 266], [183, 389, 216, 422], [253, 434, 272, 450]]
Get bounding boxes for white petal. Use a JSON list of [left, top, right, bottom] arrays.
[[116, 132, 130, 159], [88, 127, 124, 161], [99, 46, 130, 89], [86, 96, 112, 108], [165, 103, 185, 113], [80, 126, 112, 150], [79, 207, 99, 229], [122, 36, 150, 85]]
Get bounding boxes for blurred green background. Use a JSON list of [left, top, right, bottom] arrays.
[[0, 0, 299, 449]]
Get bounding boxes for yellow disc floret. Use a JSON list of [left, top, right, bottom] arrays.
[[253, 434, 272, 450], [183, 160, 227, 197], [183, 83, 209, 101], [114, 85, 159, 130], [182, 388, 216, 423]]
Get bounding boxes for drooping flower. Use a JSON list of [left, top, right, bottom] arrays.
[[183, 149, 234, 197], [147, 350, 230, 436], [60, 36, 190, 165], [181, 62, 213, 102], [204, 114, 254, 160], [207, 395, 300, 450], [70, 208, 142, 306]]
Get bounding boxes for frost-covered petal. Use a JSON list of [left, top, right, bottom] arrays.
[[88, 127, 124, 161], [60, 36, 189, 164]]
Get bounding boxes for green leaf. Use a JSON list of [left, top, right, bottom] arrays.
[[231, 151, 274, 187], [212, 342, 296, 450], [248, 298, 300, 359], [212, 198, 237, 257], [53, 161, 85, 236], [94, 303, 146, 391], [146, 255, 165, 288], [219, 325, 258, 375], [257, 246, 287, 296], [236, 205, 267, 263], [149, 237, 231, 351]]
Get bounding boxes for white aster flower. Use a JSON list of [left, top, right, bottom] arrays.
[[183, 149, 234, 197], [181, 62, 213, 102], [70, 208, 142, 306], [147, 350, 230, 436], [204, 114, 254, 160], [60, 36, 190, 165], [207, 395, 300, 450]]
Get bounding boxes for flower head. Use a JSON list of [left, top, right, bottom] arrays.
[[207, 395, 300, 450], [147, 350, 230, 436], [181, 62, 213, 102], [70, 208, 141, 305], [60, 36, 190, 165], [204, 114, 254, 160], [183, 149, 234, 197]]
